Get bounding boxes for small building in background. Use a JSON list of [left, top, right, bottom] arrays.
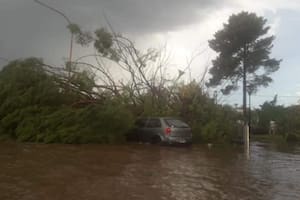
[[269, 120, 277, 135]]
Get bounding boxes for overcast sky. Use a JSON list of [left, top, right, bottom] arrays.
[[1, 0, 300, 107]]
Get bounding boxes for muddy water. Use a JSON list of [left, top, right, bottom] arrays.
[[0, 142, 300, 200]]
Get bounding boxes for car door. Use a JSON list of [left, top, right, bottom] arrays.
[[134, 118, 148, 142]]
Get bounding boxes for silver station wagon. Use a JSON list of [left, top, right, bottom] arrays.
[[126, 117, 192, 145]]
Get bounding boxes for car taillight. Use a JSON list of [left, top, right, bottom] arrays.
[[165, 127, 171, 135]]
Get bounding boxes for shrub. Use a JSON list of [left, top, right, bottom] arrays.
[[285, 133, 299, 143]]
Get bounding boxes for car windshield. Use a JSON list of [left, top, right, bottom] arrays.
[[164, 119, 189, 128]]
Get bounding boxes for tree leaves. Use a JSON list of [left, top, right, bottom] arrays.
[[67, 23, 93, 46], [207, 11, 281, 95], [94, 28, 114, 55]]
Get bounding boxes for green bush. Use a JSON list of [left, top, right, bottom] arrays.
[[285, 133, 300, 143]]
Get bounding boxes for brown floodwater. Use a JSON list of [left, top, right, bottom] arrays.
[[0, 141, 300, 200]]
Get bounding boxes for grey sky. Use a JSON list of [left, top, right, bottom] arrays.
[[1, 0, 300, 106], [33, 0, 228, 33], [0, 0, 227, 58]]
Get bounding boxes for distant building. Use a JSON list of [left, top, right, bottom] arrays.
[[269, 120, 277, 135]]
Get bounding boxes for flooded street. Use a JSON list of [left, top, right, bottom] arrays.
[[0, 142, 300, 200]]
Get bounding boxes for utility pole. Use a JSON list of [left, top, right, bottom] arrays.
[[33, 0, 73, 79], [213, 91, 218, 104], [243, 45, 250, 152], [248, 91, 251, 134]]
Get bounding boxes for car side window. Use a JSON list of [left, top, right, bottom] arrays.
[[146, 119, 161, 128], [135, 118, 147, 128]]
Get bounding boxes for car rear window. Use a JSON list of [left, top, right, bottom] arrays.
[[164, 119, 189, 128]]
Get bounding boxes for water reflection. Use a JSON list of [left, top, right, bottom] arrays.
[[0, 142, 299, 200]]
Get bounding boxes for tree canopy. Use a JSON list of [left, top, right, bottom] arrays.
[[207, 11, 281, 95]]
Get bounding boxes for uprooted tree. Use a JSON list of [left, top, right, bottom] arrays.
[[206, 11, 281, 141], [0, 1, 244, 143], [0, 21, 241, 143]]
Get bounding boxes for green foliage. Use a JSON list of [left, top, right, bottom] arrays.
[[207, 11, 281, 94], [191, 105, 239, 143], [67, 23, 93, 46], [1, 104, 133, 144], [285, 133, 299, 143], [0, 58, 245, 144], [132, 81, 239, 143], [71, 70, 95, 92], [0, 58, 133, 144], [0, 58, 64, 117], [254, 97, 300, 143], [256, 96, 285, 131], [94, 28, 118, 60]]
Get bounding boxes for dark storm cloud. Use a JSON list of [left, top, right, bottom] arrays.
[[67, 0, 228, 33], [0, 0, 227, 63]]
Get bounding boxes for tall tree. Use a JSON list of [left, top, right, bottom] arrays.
[[207, 11, 281, 132]]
